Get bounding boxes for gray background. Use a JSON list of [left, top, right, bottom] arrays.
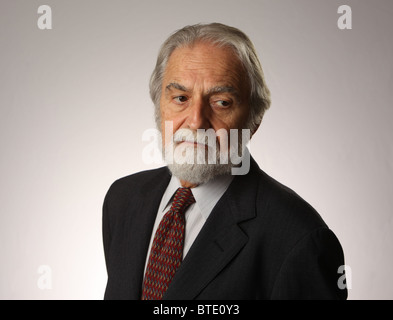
[[1, 0, 392, 299]]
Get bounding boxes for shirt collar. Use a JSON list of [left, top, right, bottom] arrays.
[[161, 174, 234, 221]]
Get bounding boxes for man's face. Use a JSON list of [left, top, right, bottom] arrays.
[[160, 41, 250, 140], [159, 41, 251, 185]]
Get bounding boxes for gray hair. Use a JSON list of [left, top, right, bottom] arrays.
[[149, 23, 271, 133]]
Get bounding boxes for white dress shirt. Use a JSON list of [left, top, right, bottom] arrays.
[[143, 174, 234, 275]]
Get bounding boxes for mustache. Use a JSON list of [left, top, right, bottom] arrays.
[[172, 128, 218, 148]]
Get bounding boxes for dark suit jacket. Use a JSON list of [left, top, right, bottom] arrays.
[[102, 157, 347, 300]]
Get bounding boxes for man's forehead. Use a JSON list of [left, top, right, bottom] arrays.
[[162, 43, 248, 94], [165, 44, 244, 74]]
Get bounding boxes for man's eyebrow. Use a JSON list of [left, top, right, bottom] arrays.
[[165, 82, 188, 92], [207, 86, 242, 103], [207, 86, 238, 95], [165, 83, 241, 100]]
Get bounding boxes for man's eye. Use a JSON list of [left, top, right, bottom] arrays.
[[173, 96, 188, 103], [214, 100, 231, 108]]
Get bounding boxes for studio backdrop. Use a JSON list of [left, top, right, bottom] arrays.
[[0, 0, 392, 300]]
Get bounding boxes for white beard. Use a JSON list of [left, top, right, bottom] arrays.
[[163, 128, 233, 185]]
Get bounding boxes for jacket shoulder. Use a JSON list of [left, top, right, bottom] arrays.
[[107, 166, 169, 195], [255, 168, 328, 236], [103, 166, 170, 211]]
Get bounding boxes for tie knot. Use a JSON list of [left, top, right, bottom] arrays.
[[171, 187, 195, 212]]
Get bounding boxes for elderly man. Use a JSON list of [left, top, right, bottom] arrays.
[[103, 23, 347, 300]]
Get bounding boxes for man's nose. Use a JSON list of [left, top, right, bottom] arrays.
[[186, 98, 211, 130]]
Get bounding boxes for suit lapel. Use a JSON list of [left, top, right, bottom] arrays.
[[163, 158, 260, 300]]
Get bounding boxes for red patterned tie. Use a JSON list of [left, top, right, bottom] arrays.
[[141, 187, 195, 300]]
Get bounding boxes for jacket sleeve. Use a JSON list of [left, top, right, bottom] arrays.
[[102, 185, 113, 274], [270, 227, 348, 300]]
